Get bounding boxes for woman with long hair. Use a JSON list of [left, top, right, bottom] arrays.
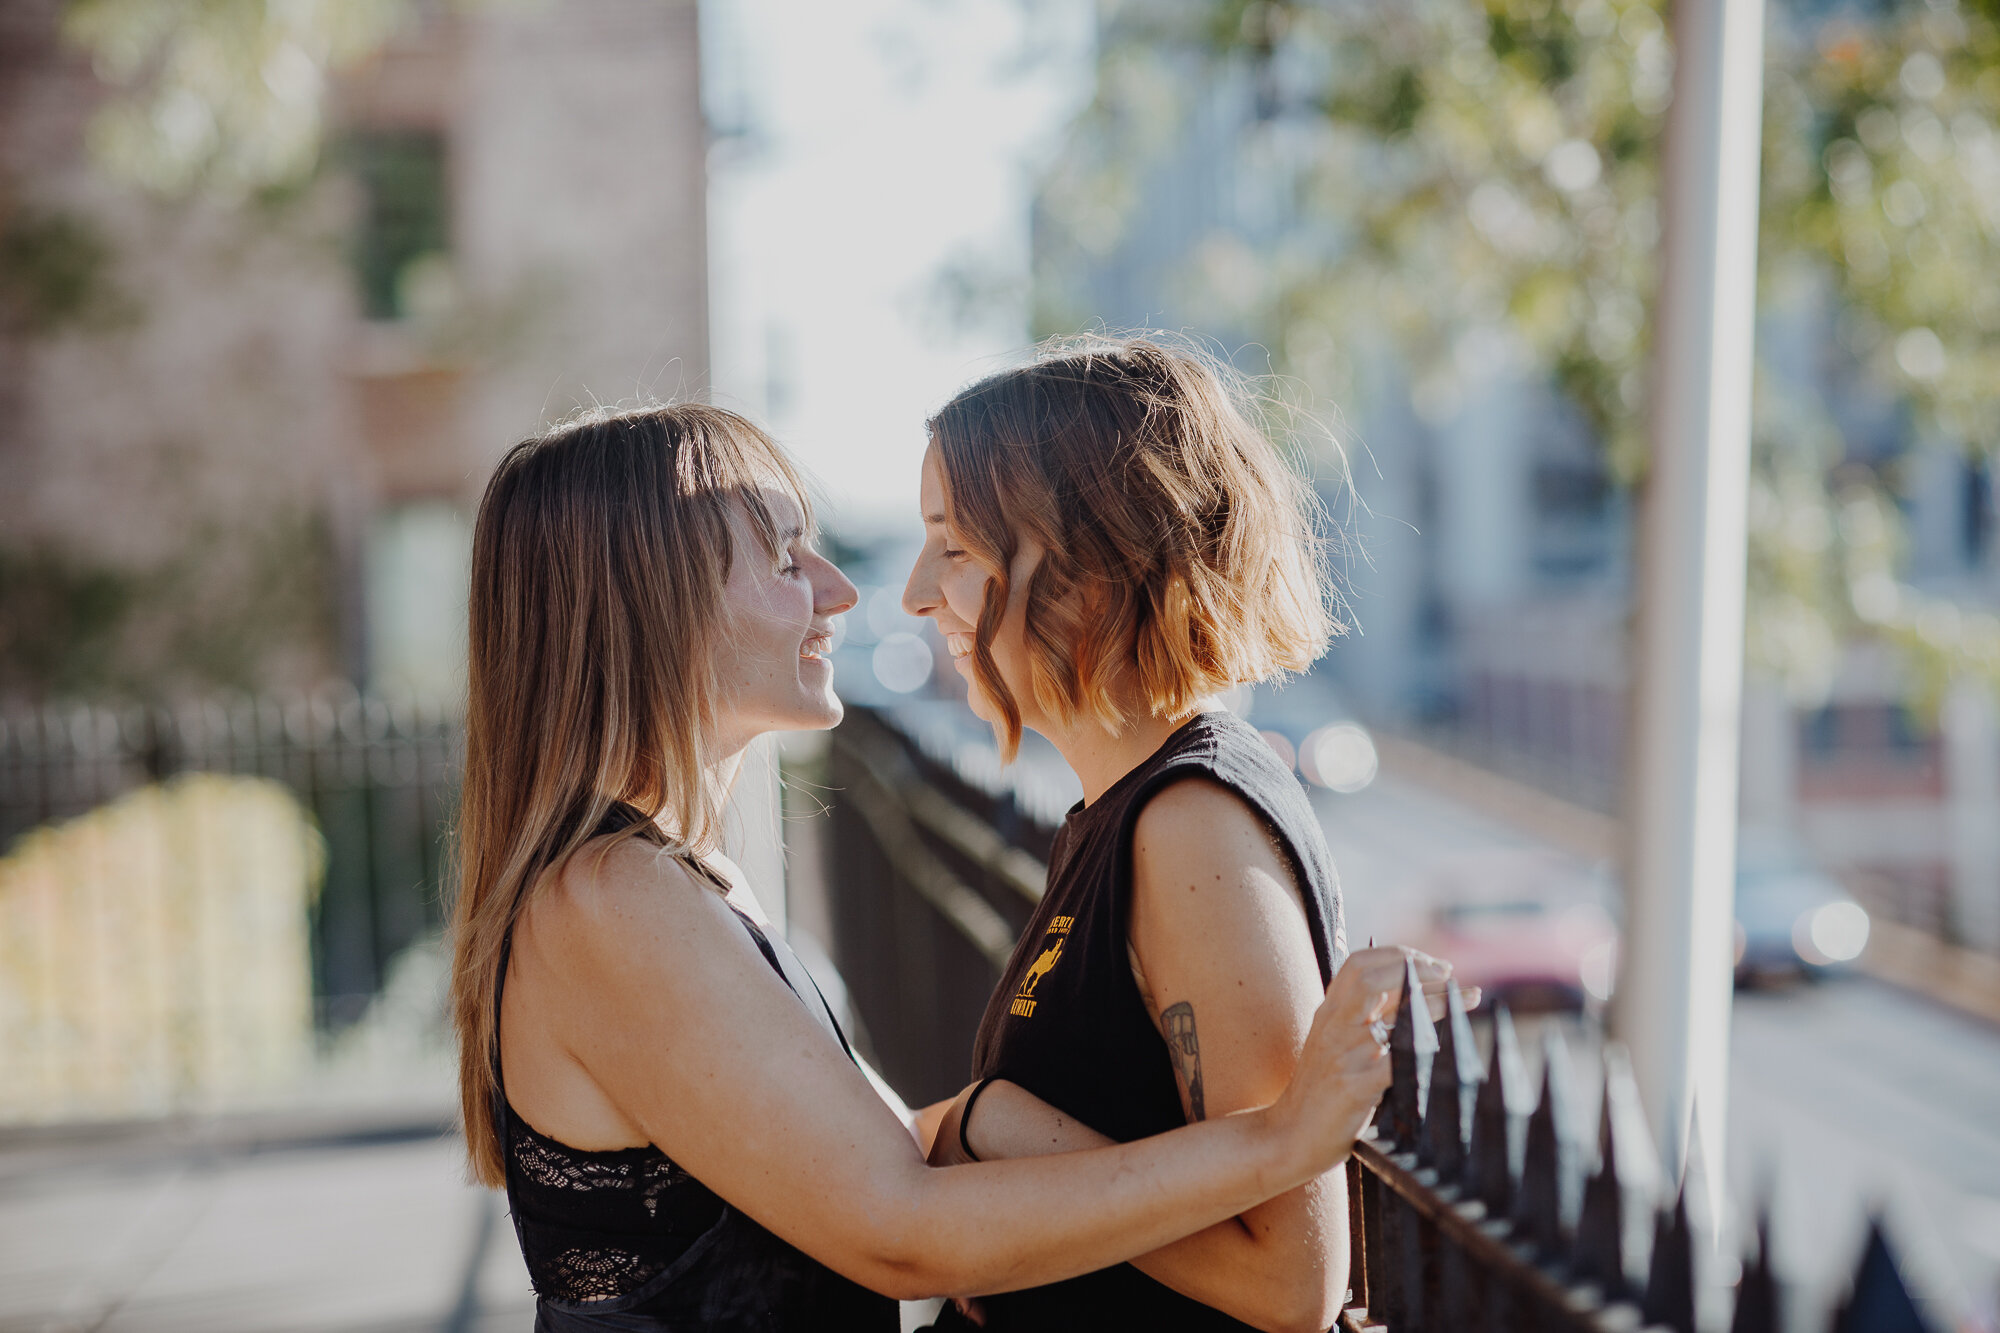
[[904, 336, 1406, 1332], [450, 401, 1447, 1331]]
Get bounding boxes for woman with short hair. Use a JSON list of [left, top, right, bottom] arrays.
[[450, 401, 1445, 1331], [906, 337, 1403, 1332]]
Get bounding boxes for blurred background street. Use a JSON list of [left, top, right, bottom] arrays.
[[3, 0, 1998, 1327]]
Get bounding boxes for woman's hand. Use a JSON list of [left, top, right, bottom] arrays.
[[1269, 945, 1455, 1173]]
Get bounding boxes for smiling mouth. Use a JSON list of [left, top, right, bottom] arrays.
[[944, 633, 975, 660], [800, 631, 833, 661]]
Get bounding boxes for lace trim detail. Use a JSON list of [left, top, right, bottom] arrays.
[[510, 1128, 685, 1218], [544, 1245, 665, 1303]]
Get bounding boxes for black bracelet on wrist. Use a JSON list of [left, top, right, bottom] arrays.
[[957, 1076, 1000, 1163]]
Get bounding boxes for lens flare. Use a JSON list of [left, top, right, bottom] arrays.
[[872, 633, 933, 694], [1797, 900, 1870, 965], [1301, 723, 1378, 793]]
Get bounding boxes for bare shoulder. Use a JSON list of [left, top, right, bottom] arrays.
[[1132, 776, 1292, 882], [523, 835, 729, 973], [1130, 774, 1310, 948], [1133, 773, 1260, 827]]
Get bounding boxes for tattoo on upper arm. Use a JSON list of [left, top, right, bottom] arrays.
[[1161, 1001, 1205, 1122]]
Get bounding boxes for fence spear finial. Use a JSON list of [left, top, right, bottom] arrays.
[[1373, 951, 1437, 1152], [1729, 1199, 1780, 1333], [1832, 1218, 1937, 1333], [1516, 1022, 1581, 1260], [1420, 978, 1481, 1182], [1644, 1118, 1720, 1333], [1643, 1185, 1697, 1333], [1573, 1042, 1657, 1300], [1467, 1002, 1527, 1216]]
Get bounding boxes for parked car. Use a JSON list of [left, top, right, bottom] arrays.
[[1404, 850, 1620, 1014], [1732, 830, 1870, 982]]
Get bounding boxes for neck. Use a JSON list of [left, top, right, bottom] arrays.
[[1035, 700, 1213, 805]]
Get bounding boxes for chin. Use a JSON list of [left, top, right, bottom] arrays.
[[793, 688, 843, 732], [739, 695, 844, 745], [955, 659, 1004, 727], [966, 691, 1010, 736]]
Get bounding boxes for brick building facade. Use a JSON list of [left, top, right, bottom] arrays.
[[0, 0, 708, 701]]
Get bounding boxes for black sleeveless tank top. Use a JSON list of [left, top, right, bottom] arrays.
[[492, 808, 897, 1332], [968, 710, 1347, 1332]]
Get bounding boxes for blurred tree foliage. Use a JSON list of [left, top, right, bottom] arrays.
[[0, 516, 339, 700], [0, 3, 452, 700], [3, 1, 470, 341], [1036, 0, 2000, 702], [0, 202, 136, 335], [59, 0, 410, 198]]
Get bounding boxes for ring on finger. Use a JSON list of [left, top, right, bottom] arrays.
[[1367, 1017, 1392, 1051]]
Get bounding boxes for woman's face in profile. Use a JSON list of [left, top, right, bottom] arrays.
[[904, 448, 1045, 732], [712, 485, 857, 751]]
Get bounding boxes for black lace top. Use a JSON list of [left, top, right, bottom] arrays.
[[503, 1102, 725, 1303], [492, 808, 897, 1331]]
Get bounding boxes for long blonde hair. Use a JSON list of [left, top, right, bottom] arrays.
[[451, 403, 810, 1186]]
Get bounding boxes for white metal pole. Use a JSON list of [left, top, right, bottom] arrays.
[[1612, 0, 1767, 1199]]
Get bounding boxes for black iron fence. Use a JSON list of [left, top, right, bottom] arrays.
[[818, 705, 1938, 1333], [822, 706, 1055, 1106], [1346, 957, 1933, 1331], [0, 687, 460, 1027]]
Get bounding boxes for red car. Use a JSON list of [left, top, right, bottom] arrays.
[[1403, 851, 1619, 1015]]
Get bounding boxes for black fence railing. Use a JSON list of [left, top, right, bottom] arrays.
[[1346, 955, 1933, 1332], [819, 706, 1938, 1333], [822, 706, 1053, 1106], [0, 688, 460, 1026]]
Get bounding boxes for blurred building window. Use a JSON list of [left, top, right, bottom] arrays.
[[347, 131, 450, 321], [1802, 702, 1936, 763], [365, 501, 470, 703], [1964, 457, 1992, 570], [1529, 456, 1615, 581]]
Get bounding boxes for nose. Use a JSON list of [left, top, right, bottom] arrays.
[[902, 546, 940, 620], [814, 554, 858, 618]]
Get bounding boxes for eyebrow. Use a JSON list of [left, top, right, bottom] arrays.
[[922, 512, 947, 526]]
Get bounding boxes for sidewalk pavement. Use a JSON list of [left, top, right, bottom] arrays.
[[0, 1109, 535, 1333]]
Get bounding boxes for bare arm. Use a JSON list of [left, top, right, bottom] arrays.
[[1123, 778, 1345, 1331], [941, 1087, 1338, 1331], [515, 840, 1397, 1302]]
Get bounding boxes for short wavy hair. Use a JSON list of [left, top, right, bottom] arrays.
[[928, 335, 1339, 759]]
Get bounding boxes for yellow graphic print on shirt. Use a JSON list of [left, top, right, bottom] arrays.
[[1010, 915, 1073, 1018]]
